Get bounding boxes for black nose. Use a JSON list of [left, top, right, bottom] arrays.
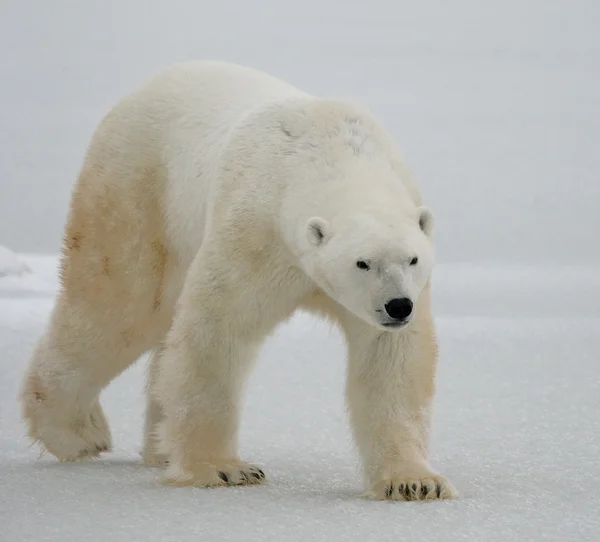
[[385, 298, 413, 320]]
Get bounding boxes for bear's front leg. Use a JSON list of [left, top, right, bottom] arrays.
[[152, 316, 266, 487], [344, 315, 457, 501], [150, 253, 268, 487]]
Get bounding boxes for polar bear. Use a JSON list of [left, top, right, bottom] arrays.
[[20, 60, 457, 501]]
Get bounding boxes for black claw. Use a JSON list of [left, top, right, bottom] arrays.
[[421, 484, 428, 498], [251, 472, 261, 480], [218, 471, 229, 483], [385, 484, 393, 498], [436, 484, 441, 498], [258, 469, 265, 478], [412, 483, 417, 493], [240, 470, 249, 483], [398, 483, 405, 494]]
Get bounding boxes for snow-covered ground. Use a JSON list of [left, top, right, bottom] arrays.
[[1, 256, 598, 541]]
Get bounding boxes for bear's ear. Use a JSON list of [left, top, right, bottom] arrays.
[[417, 206, 434, 237], [306, 217, 330, 247]]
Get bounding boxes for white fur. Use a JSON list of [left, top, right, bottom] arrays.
[[20, 61, 456, 500]]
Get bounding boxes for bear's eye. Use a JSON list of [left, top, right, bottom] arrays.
[[410, 257, 419, 266], [356, 260, 370, 270]]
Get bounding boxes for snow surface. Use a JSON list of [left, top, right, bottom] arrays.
[[1, 256, 599, 541]]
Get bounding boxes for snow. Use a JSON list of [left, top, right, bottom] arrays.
[[0, 253, 57, 298], [0, 246, 30, 278], [1, 256, 599, 541]]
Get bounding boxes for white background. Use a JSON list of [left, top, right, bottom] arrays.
[[1, 0, 599, 264]]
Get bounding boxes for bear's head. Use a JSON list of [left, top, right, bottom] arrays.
[[301, 207, 435, 331]]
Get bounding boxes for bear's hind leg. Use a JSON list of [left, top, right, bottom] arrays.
[[20, 293, 161, 461], [21, 132, 178, 462], [142, 345, 169, 467]]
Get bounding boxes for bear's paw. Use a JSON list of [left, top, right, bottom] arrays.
[[24, 397, 112, 462], [159, 460, 266, 488], [367, 471, 457, 501]]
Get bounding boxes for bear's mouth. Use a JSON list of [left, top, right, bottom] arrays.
[[381, 321, 409, 329]]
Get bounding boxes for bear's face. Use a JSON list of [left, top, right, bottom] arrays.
[[302, 207, 435, 331]]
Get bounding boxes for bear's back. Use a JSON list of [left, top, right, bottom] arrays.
[[134, 61, 309, 140]]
